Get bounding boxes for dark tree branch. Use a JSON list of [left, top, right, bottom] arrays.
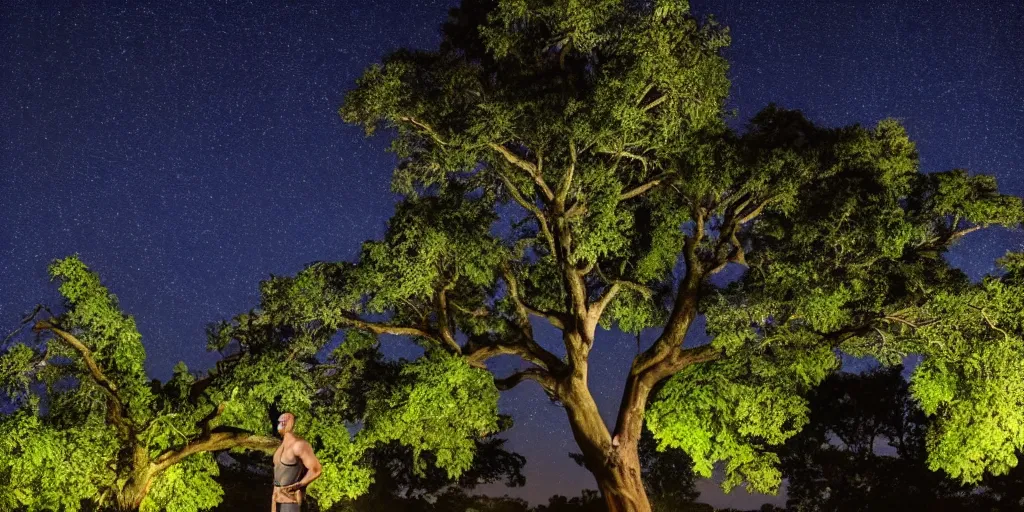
[[33, 320, 130, 432], [620, 177, 664, 201], [463, 333, 565, 375], [337, 312, 438, 341], [501, 265, 566, 330], [197, 401, 227, 437], [494, 367, 558, 396], [556, 141, 577, 208], [434, 288, 462, 354], [589, 282, 622, 322], [641, 94, 668, 112], [398, 116, 449, 147]]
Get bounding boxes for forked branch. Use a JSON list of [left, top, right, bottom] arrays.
[[488, 142, 555, 202]]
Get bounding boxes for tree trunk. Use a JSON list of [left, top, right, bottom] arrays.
[[561, 374, 654, 512], [115, 473, 154, 512], [114, 449, 155, 512], [115, 480, 150, 512], [595, 442, 651, 512]]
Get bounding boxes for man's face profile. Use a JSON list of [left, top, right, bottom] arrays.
[[276, 413, 294, 434]]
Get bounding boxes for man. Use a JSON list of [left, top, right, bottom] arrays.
[[271, 412, 323, 512]]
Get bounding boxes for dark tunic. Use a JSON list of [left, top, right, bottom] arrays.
[[274, 458, 305, 512]]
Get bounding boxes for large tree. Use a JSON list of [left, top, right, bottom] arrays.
[[255, 0, 1024, 510], [0, 257, 372, 511]]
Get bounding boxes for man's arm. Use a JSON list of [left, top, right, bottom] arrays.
[[270, 487, 276, 512], [280, 440, 323, 493]]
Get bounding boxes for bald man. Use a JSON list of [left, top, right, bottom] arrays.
[[271, 413, 323, 512]]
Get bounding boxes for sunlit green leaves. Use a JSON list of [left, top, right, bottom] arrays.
[[906, 264, 1024, 483], [361, 351, 500, 479], [0, 409, 117, 512], [647, 340, 838, 493], [302, 414, 375, 507], [48, 256, 154, 424], [141, 453, 222, 512]]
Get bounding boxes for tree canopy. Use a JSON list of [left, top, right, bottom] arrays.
[[336, 0, 1024, 509]]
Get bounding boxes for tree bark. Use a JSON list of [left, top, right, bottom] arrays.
[[595, 442, 650, 512], [560, 370, 655, 512], [115, 470, 154, 512]]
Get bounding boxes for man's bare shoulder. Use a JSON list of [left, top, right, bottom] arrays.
[[288, 435, 312, 454]]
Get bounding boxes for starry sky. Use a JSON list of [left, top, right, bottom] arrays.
[[1, 0, 1022, 509]]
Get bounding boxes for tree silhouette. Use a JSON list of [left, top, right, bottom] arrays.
[[782, 365, 1024, 511]]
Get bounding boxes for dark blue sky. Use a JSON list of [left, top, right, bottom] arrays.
[[1, 0, 1021, 508]]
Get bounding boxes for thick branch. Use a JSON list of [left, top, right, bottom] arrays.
[[601, 149, 650, 175], [152, 428, 279, 474], [708, 197, 771, 274], [619, 177, 662, 201], [488, 142, 555, 202], [463, 334, 564, 375], [435, 289, 462, 354], [494, 367, 558, 396], [612, 342, 720, 443], [641, 94, 668, 112], [946, 224, 983, 244], [33, 320, 129, 430], [565, 201, 587, 219], [197, 401, 227, 437], [629, 206, 707, 383], [338, 312, 438, 341], [557, 141, 577, 207], [501, 265, 566, 330], [589, 282, 622, 321]]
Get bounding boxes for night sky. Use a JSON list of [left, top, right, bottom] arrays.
[[1, 0, 1022, 509]]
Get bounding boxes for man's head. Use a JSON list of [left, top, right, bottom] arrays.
[[276, 412, 296, 435]]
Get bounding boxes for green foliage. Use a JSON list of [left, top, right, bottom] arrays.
[[906, 262, 1024, 483], [361, 350, 501, 479], [0, 408, 117, 511], [302, 414, 375, 506], [47, 256, 154, 423], [141, 453, 223, 512], [0, 257, 386, 511], [647, 340, 838, 494], [336, 0, 1024, 505]]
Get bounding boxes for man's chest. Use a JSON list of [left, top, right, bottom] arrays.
[[273, 441, 297, 465]]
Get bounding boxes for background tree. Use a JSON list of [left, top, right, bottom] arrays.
[[246, 0, 1024, 510], [638, 412, 700, 511], [0, 257, 371, 512], [781, 365, 1024, 511], [533, 490, 605, 512], [331, 415, 526, 511]]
